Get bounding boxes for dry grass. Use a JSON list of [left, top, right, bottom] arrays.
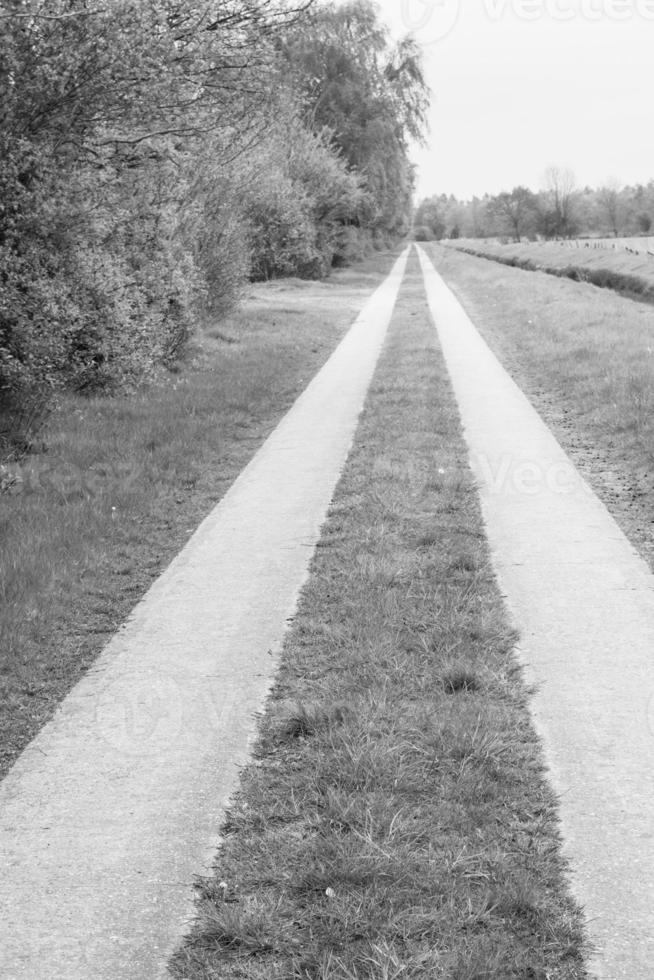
[[425, 243, 654, 571], [171, 252, 588, 980], [0, 253, 397, 778]]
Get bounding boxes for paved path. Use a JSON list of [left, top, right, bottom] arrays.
[[0, 249, 409, 980], [418, 245, 654, 980]]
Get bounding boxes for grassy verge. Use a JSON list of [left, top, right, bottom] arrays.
[[171, 253, 588, 979], [450, 238, 654, 304], [0, 253, 397, 779], [426, 242, 654, 573]]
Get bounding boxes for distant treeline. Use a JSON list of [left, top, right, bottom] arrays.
[[0, 0, 427, 419], [415, 167, 654, 244]]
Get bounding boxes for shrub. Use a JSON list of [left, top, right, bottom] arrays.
[[246, 175, 319, 281], [0, 386, 51, 461], [413, 225, 434, 242], [332, 226, 371, 267], [244, 116, 367, 281]]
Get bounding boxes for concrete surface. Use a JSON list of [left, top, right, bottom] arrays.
[[417, 245, 654, 979], [0, 248, 409, 980]]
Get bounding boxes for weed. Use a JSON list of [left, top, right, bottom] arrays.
[[442, 666, 481, 694]]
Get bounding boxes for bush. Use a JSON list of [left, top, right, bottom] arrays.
[[0, 132, 207, 401], [0, 386, 51, 461], [413, 225, 434, 242], [246, 175, 318, 281], [244, 117, 368, 281], [0, 0, 419, 434], [332, 226, 371, 267]]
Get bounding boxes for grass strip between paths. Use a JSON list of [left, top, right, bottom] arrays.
[[171, 253, 588, 980]]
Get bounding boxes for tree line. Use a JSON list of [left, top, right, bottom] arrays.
[[0, 0, 427, 436], [414, 167, 654, 244]]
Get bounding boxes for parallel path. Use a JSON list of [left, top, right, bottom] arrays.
[[0, 249, 409, 980], [418, 245, 654, 980]]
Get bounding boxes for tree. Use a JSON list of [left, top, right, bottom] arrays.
[[597, 178, 623, 237], [242, 108, 367, 279], [540, 165, 578, 239], [1, 0, 429, 438], [413, 197, 446, 240], [0, 0, 313, 402], [488, 187, 537, 242], [280, 0, 429, 243], [468, 196, 491, 239]]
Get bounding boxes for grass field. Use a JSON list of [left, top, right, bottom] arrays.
[[426, 243, 654, 573], [582, 235, 654, 253], [171, 253, 588, 979], [0, 254, 398, 779], [451, 237, 654, 301]]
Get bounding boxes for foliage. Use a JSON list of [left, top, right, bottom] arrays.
[[0, 0, 300, 407], [487, 187, 538, 242], [281, 0, 429, 245], [412, 225, 434, 242], [538, 166, 579, 239], [413, 195, 457, 240], [415, 170, 654, 243], [596, 178, 623, 238], [0, 0, 427, 446], [244, 112, 367, 280]]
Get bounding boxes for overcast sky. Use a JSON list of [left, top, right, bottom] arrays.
[[375, 0, 654, 201]]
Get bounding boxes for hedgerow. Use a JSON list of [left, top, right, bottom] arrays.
[[0, 0, 428, 455]]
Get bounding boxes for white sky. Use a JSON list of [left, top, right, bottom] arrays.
[[375, 0, 654, 200]]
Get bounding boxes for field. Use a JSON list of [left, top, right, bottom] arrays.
[[460, 236, 654, 255], [450, 237, 654, 299], [581, 235, 654, 253], [426, 242, 654, 574]]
